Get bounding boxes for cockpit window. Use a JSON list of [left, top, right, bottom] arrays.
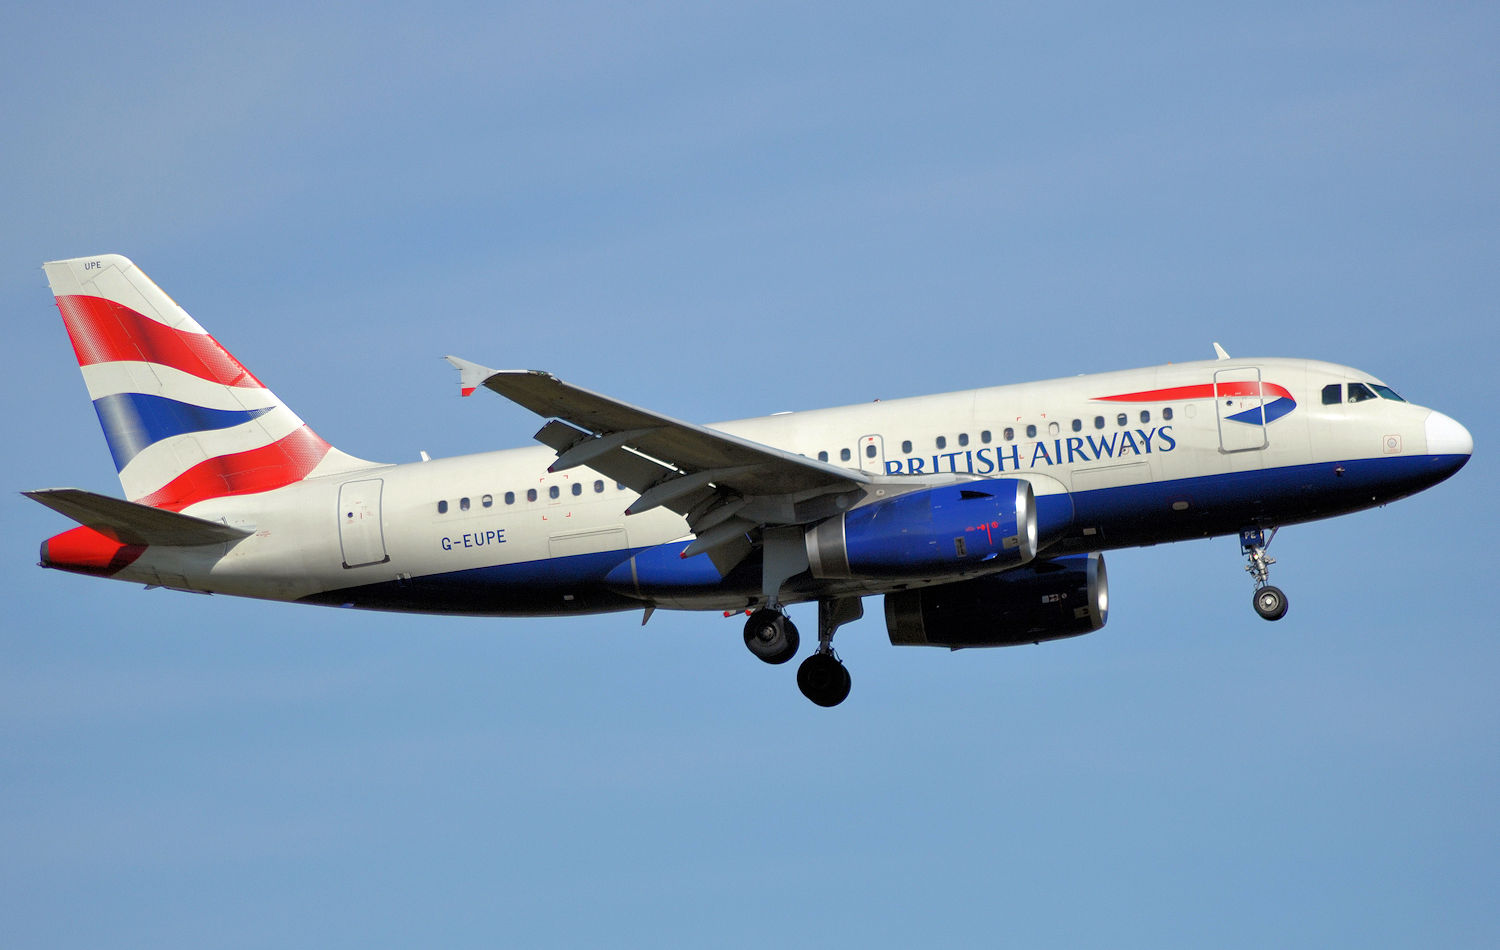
[[1321, 383, 1342, 405], [1372, 384, 1405, 402], [1347, 382, 1377, 403]]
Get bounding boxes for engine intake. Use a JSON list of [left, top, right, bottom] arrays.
[[884, 552, 1108, 648], [805, 479, 1038, 581]]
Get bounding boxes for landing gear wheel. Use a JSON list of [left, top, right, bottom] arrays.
[[743, 609, 799, 665], [1253, 585, 1289, 621], [796, 652, 851, 707]]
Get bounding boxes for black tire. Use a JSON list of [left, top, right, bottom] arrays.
[[743, 609, 799, 664], [796, 653, 852, 707], [1253, 585, 1289, 621]]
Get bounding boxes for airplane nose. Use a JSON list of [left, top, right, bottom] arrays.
[[1425, 410, 1473, 458]]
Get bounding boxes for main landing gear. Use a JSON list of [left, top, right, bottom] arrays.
[[742, 597, 863, 707], [1240, 527, 1289, 621]]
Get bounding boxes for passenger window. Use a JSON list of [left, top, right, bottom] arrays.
[[958, 433, 969, 447], [594, 480, 604, 493], [981, 430, 991, 444], [901, 440, 912, 454], [571, 482, 582, 496], [840, 448, 851, 461], [1026, 424, 1037, 438], [526, 489, 537, 502], [460, 497, 470, 511], [935, 436, 947, 450], [1071, 419, 1082, 432], [1139, 410, 1150, 424], [1094, 416, 1105, 430], [504, 491, 515, 505], [616, 482, 626, 491], [1117, 413, 1127, 427], [1163, 407, 1174, 421], [1322, 383, 1342, 405], [1348, 383, 1376, 403], [437, 500, 448, 514], [482, 494, 493, 508], [549, 485, 560, 499], [817, 451, 829, 462], [1003, 427, 1014, 441], [865, 444, 877, 458], [1048, 422, 1060, 436]]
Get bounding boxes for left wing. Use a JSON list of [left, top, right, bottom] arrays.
[[446, 357, 869, 572]]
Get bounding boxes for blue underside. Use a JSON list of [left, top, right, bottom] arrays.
[[297, 453, 1468, 616]]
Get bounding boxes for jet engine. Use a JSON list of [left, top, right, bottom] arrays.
[[884, 552, 1108, 648], [805, 479, 1038, 581]]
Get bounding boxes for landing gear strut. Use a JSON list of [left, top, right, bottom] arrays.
[[796, 597, 862, 707], [1240, 527, 1289, 621]]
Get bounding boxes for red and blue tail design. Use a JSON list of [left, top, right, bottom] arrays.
[[1094, 381, 1298, 425], [44, 255, 373, 512]]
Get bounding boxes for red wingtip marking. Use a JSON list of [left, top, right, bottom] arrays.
[[460, 386, 476, 397]]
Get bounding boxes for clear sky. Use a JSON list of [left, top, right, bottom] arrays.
[[2, 3, 1496, 947]]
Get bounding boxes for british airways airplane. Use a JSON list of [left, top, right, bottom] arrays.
[[27, 255, 1473, 706]]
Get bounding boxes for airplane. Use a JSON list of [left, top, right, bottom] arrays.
[[26, 254, 1473, 707]]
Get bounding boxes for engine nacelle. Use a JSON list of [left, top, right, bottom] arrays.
[[805, 479, 1038, 581], [884, 552, 1108, 648]]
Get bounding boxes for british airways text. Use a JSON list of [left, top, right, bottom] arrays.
[[885, 426, 1176, 475]]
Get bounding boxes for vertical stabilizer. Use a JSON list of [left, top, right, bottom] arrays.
[[44, 254, 377, 510]]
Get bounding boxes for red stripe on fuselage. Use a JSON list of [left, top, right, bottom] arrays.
[[1094, 382, 1294, 402], [135, 425, 332, 511], [55, 294, 267, 389], [41, 525, 147, 577]]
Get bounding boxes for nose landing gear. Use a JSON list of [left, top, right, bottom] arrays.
[[1241, 527, 1289, 621]]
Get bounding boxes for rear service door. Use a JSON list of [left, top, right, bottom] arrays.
[[338, 479, 389, 568]]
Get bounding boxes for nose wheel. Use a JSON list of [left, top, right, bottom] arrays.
[[1240, 527, 1289, 621]]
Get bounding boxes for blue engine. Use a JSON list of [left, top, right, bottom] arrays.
[[883, 552, 1108, 648], [804, 479, 1041, 580]]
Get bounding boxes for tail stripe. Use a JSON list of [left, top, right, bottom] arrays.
[[93, 393, 276, 471], [56, 294, 266, 389], [136, 425, 332, 512]]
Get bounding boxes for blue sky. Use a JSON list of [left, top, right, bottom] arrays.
[[2, 2, 1496, 947]]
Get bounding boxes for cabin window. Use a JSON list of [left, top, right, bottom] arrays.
[[958, 433, 969, 447], [901, 440, 912, 454], [1322, 383, 1342, 405], [1048, 422, 1060, 436], [1162, 407, 1174, 421], [1139, 410, 1150, 424], [817, 450, 829, 462], [1117, 413, 1128, 427], [505, 491, 515, 505], [1071, 419, 1082, 432], [1003, 427, 1014, 441], [437, 500, 448, 514], [549, 485, 560, 499], [616, 482, 626, 491], [594, 480, 605, 493], [1094, 416, 1105, 430], [571, 482, 582, 496], [1348, 383, 1377, 403], [1026, 424, 1037, 438], [981, 430, 991, 444], [527, 489, 538, 502], [936, 436, 947, 450], [865, 444, 877, 458], [460, 497, 470, 511]]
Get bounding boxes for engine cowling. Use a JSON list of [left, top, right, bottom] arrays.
[[884, 552, 1108, 648], [805, 479, 1038, 581]]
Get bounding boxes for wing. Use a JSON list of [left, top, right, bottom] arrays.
[[446, 357, 869, 571]]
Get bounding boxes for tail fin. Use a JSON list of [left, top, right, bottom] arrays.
[[44, 254, 375, 511]]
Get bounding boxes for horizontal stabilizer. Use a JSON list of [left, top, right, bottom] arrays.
[[24, 488, 252, 546]]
